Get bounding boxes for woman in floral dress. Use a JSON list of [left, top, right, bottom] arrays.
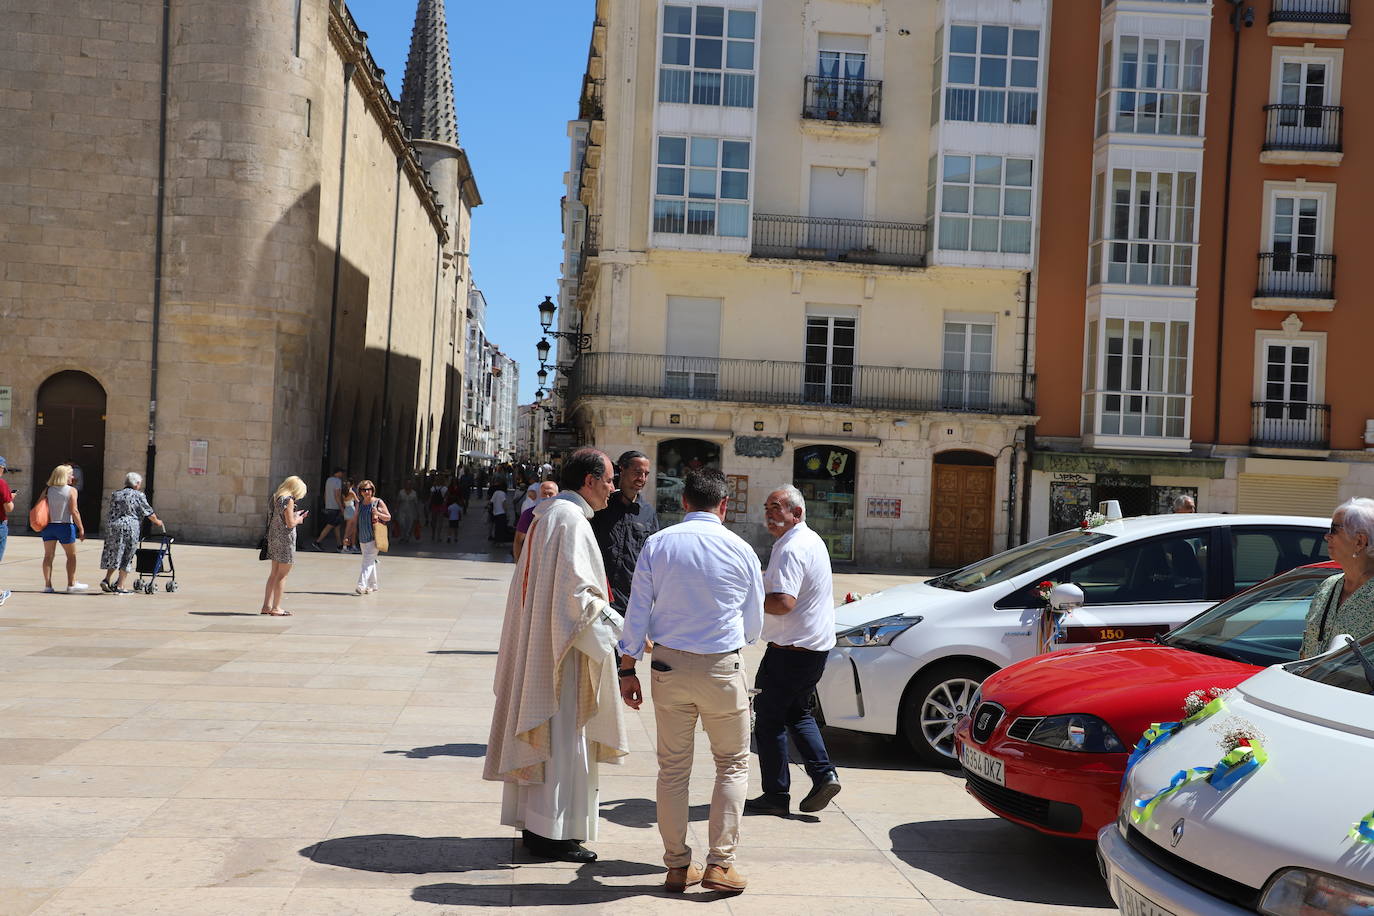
[[260, 476, 308, 616], [99, 473, 163, 594]]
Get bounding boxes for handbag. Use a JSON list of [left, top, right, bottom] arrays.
[[257, 537, 270, 561], [372, 501, 389, 553], [28, 494, 49, 533]]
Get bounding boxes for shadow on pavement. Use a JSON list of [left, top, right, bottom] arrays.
[[888, 818, 1112, 907], [385, 743, 487, 759], [822, 725, 950, 774], [429, 649, 500, 656], [304, 834, 513, 874], [187, 611, 260, 616]]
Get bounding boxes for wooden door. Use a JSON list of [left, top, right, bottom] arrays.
[[930, 464, 994, 568], [34, 372, 107, 532]]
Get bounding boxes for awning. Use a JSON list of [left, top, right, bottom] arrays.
[[460, 450, 496, 460]]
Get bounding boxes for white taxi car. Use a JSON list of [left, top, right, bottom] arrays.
[[816, 514, 1328, 764], [1099, 634, 1374, 915]]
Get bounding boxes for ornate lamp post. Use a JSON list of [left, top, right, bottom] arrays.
[[536, 296, 591, 352]]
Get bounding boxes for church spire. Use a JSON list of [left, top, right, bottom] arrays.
[[399, 0, 459, 146]]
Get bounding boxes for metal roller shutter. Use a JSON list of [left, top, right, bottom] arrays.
[[1236, 474, 1339, 517]]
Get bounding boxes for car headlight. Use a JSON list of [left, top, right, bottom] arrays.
[[1260, 869, 1374, 916], [836, 615, 922, 648], [1024, 714, 1126, 753]]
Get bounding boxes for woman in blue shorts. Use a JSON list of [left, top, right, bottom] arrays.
[[40, 464, 88, 593]]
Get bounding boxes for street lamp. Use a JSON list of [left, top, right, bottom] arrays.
[[535, 296, 591, 352], [536, 366, 548, 386], [536, 337, 552, 363]]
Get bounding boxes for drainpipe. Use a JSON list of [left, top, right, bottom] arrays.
[[145, 0, 171, 504], [1211, 6, 1246, 446], [381, 156, 402, 485], [424, 235, 441, 464], [320, 60, 356, 500]]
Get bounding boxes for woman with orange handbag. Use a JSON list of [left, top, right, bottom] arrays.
[[344, 479, 390, 595], [38, 464, 87, 593]]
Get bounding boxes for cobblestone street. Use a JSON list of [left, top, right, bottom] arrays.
[[0, 510, 1115, 914]]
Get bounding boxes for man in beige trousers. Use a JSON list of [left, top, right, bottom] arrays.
[[617, 467, 764, 894]]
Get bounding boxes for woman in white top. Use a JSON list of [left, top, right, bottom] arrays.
[[40, 464, 87, 593]]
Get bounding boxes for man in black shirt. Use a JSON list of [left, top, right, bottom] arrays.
[[591, 450, 659, 614]]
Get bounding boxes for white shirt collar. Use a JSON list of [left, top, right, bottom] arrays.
[[683, 510, 723, 525], [558, 490, 594, 519]]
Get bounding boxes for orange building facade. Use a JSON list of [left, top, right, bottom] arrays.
[[1029, 0, 1369, 535]]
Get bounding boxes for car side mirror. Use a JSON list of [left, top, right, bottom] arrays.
[[1049, 582, 1085, 612]]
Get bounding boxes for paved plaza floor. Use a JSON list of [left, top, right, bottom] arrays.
[[0, 506, 1117, 914]]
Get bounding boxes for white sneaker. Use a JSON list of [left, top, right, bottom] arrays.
[[0, 589, 10, 606], [67, 583, 90, 593], [366, 586, 379, 594]]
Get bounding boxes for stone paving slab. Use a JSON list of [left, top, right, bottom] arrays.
[[0, 510, 1117, 914]]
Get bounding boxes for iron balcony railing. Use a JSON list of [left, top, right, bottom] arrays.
[[803, 75, 883, 125], [1270, 0, 1350, 24], [1251, 402, 1330, 449], [1263, 104, 1343, 153], [751, 214, 927, 267], [1257, 251, 1336, 298], [565, 352, 1034, 415], [577, 215, 600, 286]]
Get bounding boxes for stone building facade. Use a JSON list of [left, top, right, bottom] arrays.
[[564, 0, 1044, 566], [0, 0, 478, 541]]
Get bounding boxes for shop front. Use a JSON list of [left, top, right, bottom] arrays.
[[792, 444, 857, 562]]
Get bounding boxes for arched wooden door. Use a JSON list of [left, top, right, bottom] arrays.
[[34, 371, 107, 531], [930, 450, 995, 568]]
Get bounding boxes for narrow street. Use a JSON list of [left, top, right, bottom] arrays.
[[0, 503, 1114, 914]]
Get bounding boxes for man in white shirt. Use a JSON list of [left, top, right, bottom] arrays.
[[744, 485, 841, 818], [618, 467, 764, 895], [311, 468, 346, 551]]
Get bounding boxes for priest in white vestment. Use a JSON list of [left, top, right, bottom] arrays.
[[485, 448, 629, 862]]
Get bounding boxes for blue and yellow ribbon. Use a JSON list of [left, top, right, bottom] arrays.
[[1123, 696, 1229, 784], [1351, 812, 1374, 844], [1207, 741, 1267, 791], [1131, 767, 1213, 825]]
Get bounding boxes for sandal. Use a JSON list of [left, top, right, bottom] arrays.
[[264, 607, 292, 617]]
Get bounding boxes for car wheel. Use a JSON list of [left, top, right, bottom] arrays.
[[901, 662, 992, 767]]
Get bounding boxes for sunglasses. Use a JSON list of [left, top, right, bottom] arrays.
[[359, 487, 374, 492], [1328, 522, 1344, 537]]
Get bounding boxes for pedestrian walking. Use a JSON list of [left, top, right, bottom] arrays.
[[489, 481, 511, 543], [457, 468, 473, 511], [311, 468, 346, 551], [445, 498, 463, 542], [743, 485, 841, 817], [513, 481, 558, 561], [0, 458, 15, 605], [340, 480, 358, 552], [260, 475, 308, 616], [39, 464, 88, 593], [485, 448, 628, 863], [617, 467, 764, 894], [98, 473, 164, 595], [394, 480, 422, 543], [428, 477, 448, 541], [343, 479, 390, 595], [591, 450, 658, 616]]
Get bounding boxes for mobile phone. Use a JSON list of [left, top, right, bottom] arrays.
[[650, 658, 673, 672]]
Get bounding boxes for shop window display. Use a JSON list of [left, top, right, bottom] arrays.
[[793, 445, 857, 561]]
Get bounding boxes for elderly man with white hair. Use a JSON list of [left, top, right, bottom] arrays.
[[744, 484, 842, 818], [99, 472, 164, 594]]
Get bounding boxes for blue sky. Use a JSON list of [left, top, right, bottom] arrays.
[[344, 0, 595, 404]]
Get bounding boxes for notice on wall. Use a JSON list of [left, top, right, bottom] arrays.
[[867, 497, 901, 519], [725, 474, 748, 523], [188, 440, 209, 476], [0, 387, 10, 429]]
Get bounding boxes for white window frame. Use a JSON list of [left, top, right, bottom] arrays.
[[1089, 167, 1199, 288], [1252, 329, 1325, 404], [940, 23, 1041, 126], [1251, 329, 1326, 446], [942, 313, 996, 411], [658, 3, 757, 109], [803, 306, 859, 406], [1097, 35, 1206, 138], [1082, 310, 1195, 449], [935, 153, 1034, 254], [1269, 46, 1343, 107], [653, 135, 751, 238]]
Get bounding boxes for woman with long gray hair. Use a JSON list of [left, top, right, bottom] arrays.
[[99, 472, 163, 594], [1300, 497, 1374, 657]]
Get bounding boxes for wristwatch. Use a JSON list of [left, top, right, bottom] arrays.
[[617, 666, 637, 678]]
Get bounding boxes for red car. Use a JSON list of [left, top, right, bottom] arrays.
[[952, 561, 1338, 840]]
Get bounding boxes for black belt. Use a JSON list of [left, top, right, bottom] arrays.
[[768, 642, 822, 653]]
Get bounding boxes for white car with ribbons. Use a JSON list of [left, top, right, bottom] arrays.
[[1099, 632, 1374, 916]]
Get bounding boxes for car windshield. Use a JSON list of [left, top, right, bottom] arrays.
[[1292, 632, 1374, 696], [1164, 568, 1332, 666], [929, 529, 1113, 592]]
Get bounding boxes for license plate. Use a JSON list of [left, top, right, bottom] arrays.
[[960, 742, 1004, 786], [1114, 879, 1176, 916]]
